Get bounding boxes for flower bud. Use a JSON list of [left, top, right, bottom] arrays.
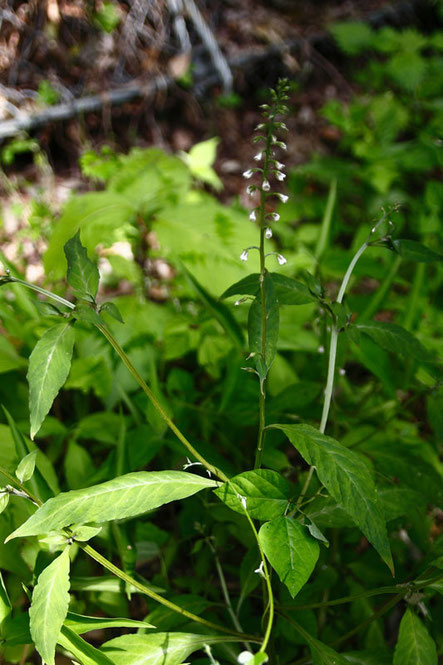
[[277, 254, 287, 265], [240, 250, 249, 261], [265, 227, 272, 239]]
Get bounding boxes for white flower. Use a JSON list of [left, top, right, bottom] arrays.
[[268, 212, 280, 221], [240, 250, 249, 262], [262, 179, 270, 191], [237, 494, 247, 510], [238, 652, 254, 665], [254, 123, 266, 131], [246, 185, 256, 196], [276, 193, 289, 203], [277, 254, 287, 265], [254, 561, 265, 577], [275, 161, 285, 170], [249, 210, 257, 222], [234, 300, 242, 306], [318, 345, 325, 354], [275, 171, 286, 181], [339, 368, 346, 376], [243, 169, 254, 179], [254, 151, 263, 161], [265, 227, 272, 239]]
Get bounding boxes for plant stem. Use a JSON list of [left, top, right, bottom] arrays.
[[1, 276, 75, 310], [315, 178, 337, 260], [81, 542, 258, 641], [299, 214, 390, 507], [1, 274, 228, 483], [95, 323, 229, 483], [0, 464, 258, 642], [254, 123, 273, 470], [243, 510, 274, 653]]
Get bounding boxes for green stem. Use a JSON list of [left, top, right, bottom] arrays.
[[299, 214, 390, 507], [0, 464, 258, 641], [243, 511, 274, 653], [95, 323, 229, 483], [2, 276, 75, 310], [81, 542, 258, 641], [254, 122, 273, 470]]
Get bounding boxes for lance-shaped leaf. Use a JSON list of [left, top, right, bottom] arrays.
[[0, 571, 11, 636], [272, 424, 394, 574], [248, 273, 279, 370], [101, 632, 241, 665], [393, 608, 437, 665], [58, 626, 115, 665], [64, 230, 100, 301], [259, 517, 319, 598], [29, 547, 70, 665], [15, 450, 37, 484], [28, 322, 75, 439], [355, 321, 432, 362], [270, 273, 317, 305], [7, 471, 217, 540], [214, 469, 291, 521], [64, 612, 154, 634], [392, 239, 443, 263]]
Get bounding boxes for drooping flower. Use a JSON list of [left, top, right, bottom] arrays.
[[275, 171, 286, 181], [240, 250, 249, 261], [246, 184, 256, 196], [243, 169, 254, 179], [276, 193, 289, 203], [277, 253, 287, 265], [268, 212, 280, 222], [249, 210, 257, 222], [254, 151, 263, 161], [265, 227, 272, 239], [262, 179, 270, 191]]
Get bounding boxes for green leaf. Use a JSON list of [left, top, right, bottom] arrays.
[[182, 138, 223, 191], [258, 516, 319, 598], [221, 273, 315, 306], [73, 303, 105, 327], [0, 491, 9, 515], [248, 273, 279, 369], [64, 611, 154, 634], [356, 321, 432, 362], [70, 525, 102, 542], [392, 239, 443, 263], [0, 571, 11, 635], [28, 322, 75, 439], [70, 576, 164, 595], [64, 230, 100, 301], [58, 625, 116, 665], [310, 638, 349, 665], [15, 450, 37, 484], [393, 608, 437, 665], [29, 547, 71, 665], [221, 274, 260, 299], [100, 301, 124, 323], [270, 273, 317, 305], [101, 632, 240, 665], [7, 471, 217, 540], [181, 263, 244, 347], [272, 424, 393, 574], [214, 469, 291, 521]]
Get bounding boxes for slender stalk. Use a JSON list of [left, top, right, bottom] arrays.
[[254, 117, 273, 469], [81, 542, 259, 641], [0, 464, 259, 642], [0, 273, 228, 483], [315, 178, 337, 260], [243, 510, 274, 653], [298, 213, 391, 508], [1, 276, 75, 310], [206, 536, 251, 651], [96, 323, 229, 483]]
